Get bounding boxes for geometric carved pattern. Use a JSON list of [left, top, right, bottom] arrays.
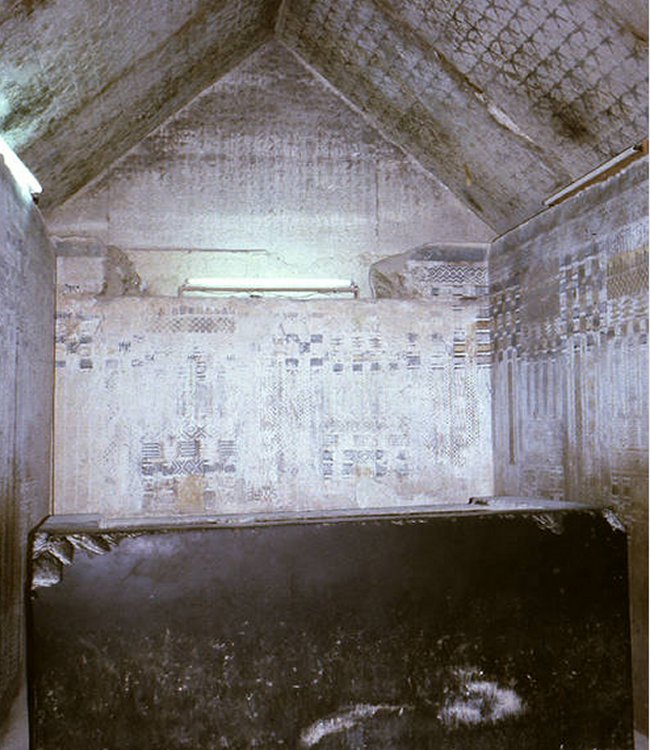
[[412, 263, 487, 286], [607, 249, 649, 299], [151, 315, 235, 334]]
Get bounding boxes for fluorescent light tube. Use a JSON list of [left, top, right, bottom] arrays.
[[180, 278, 359, 297], [544, 141, 646, 207]]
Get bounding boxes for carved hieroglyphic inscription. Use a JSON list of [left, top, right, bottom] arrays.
[[54, 298, 493, 517]]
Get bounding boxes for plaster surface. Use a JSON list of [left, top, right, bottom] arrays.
[[0, 158, 54, 736]]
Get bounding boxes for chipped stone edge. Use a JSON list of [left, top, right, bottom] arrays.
[[30, 502, 624, 589], [602, 508, 627, 533], [30, 531, 134, 590]]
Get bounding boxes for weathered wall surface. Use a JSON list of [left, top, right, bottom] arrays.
[[0, 161, 55, 735], [46, 42, 492, 297], [53, 287, 493, 517], [489, 158, 648, 734]]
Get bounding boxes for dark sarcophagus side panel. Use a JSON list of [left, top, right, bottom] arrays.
[[29, 506, 633, 749]]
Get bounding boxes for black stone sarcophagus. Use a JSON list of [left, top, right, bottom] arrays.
[[29, 499, 633, 749]]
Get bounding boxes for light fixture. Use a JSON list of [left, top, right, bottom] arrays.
[[544, 140, 647, 207], [179, 277, 359, 298], [0, 135, 42, 198]]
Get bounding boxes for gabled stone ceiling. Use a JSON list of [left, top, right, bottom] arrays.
[[0, 0, 647, 231], [0, 0, 281, 209], [279, 0, 648, 230]]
